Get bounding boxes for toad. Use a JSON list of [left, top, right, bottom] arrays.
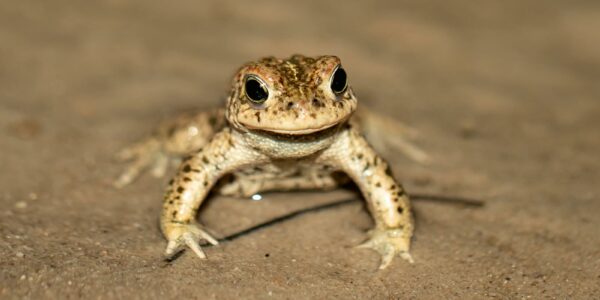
[[116, 55, 428, 269]]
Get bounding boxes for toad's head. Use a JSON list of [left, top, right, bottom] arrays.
[[226, 55, 357, 135]]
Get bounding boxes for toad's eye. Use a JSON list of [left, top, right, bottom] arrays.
[[330, 66, 347, 95], [244, 76, 269, 103]]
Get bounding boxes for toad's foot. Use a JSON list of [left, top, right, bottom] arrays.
[[357, 228, 413, 269], [114, 137, 177, 188], [163, 222, 219, 259]]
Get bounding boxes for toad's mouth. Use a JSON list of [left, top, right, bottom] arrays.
[[246, 121, 343, 138], [251, 121, 338, 135], [241, 111, 355, 136]]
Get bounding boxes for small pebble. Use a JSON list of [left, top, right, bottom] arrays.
[[15, 201, 27, 209], [16, 251, 24, 258], [459, 121, 479, 139]]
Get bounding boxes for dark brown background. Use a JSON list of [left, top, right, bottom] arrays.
[[1, 0, 599, 298]]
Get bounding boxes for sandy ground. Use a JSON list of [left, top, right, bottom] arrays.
[[1, 0, 599, 299]]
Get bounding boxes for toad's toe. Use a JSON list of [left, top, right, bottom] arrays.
[[163, 223, 219, 260], [356, 228, 413, 269]]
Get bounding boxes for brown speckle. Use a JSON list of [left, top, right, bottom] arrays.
[[362, 163, 371, 172], [385, 166, 394, 176], [255, 111, 261, 123], [183, 165, 191, 172], [177, 187, 184, 193]]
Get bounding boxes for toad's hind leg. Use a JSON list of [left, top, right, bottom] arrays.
[[356, 108, 430, 164], [114, 108, 226, 188]]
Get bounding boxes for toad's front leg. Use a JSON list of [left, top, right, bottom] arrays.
[[161, 129, 265, 259], [320, 127, 414, 269]]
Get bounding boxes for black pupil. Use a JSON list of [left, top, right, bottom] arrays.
[[245, 78, 268, 102], [331, 67, 347, 94]]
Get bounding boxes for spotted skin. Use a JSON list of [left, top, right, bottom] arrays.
[[116, 55, 426, 269], [317, 120, 414, 267]]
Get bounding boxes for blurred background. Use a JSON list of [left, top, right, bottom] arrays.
[[1, 1, 599, 298]]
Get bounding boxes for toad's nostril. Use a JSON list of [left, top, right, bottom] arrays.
[[286, 102, 295, 110]]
